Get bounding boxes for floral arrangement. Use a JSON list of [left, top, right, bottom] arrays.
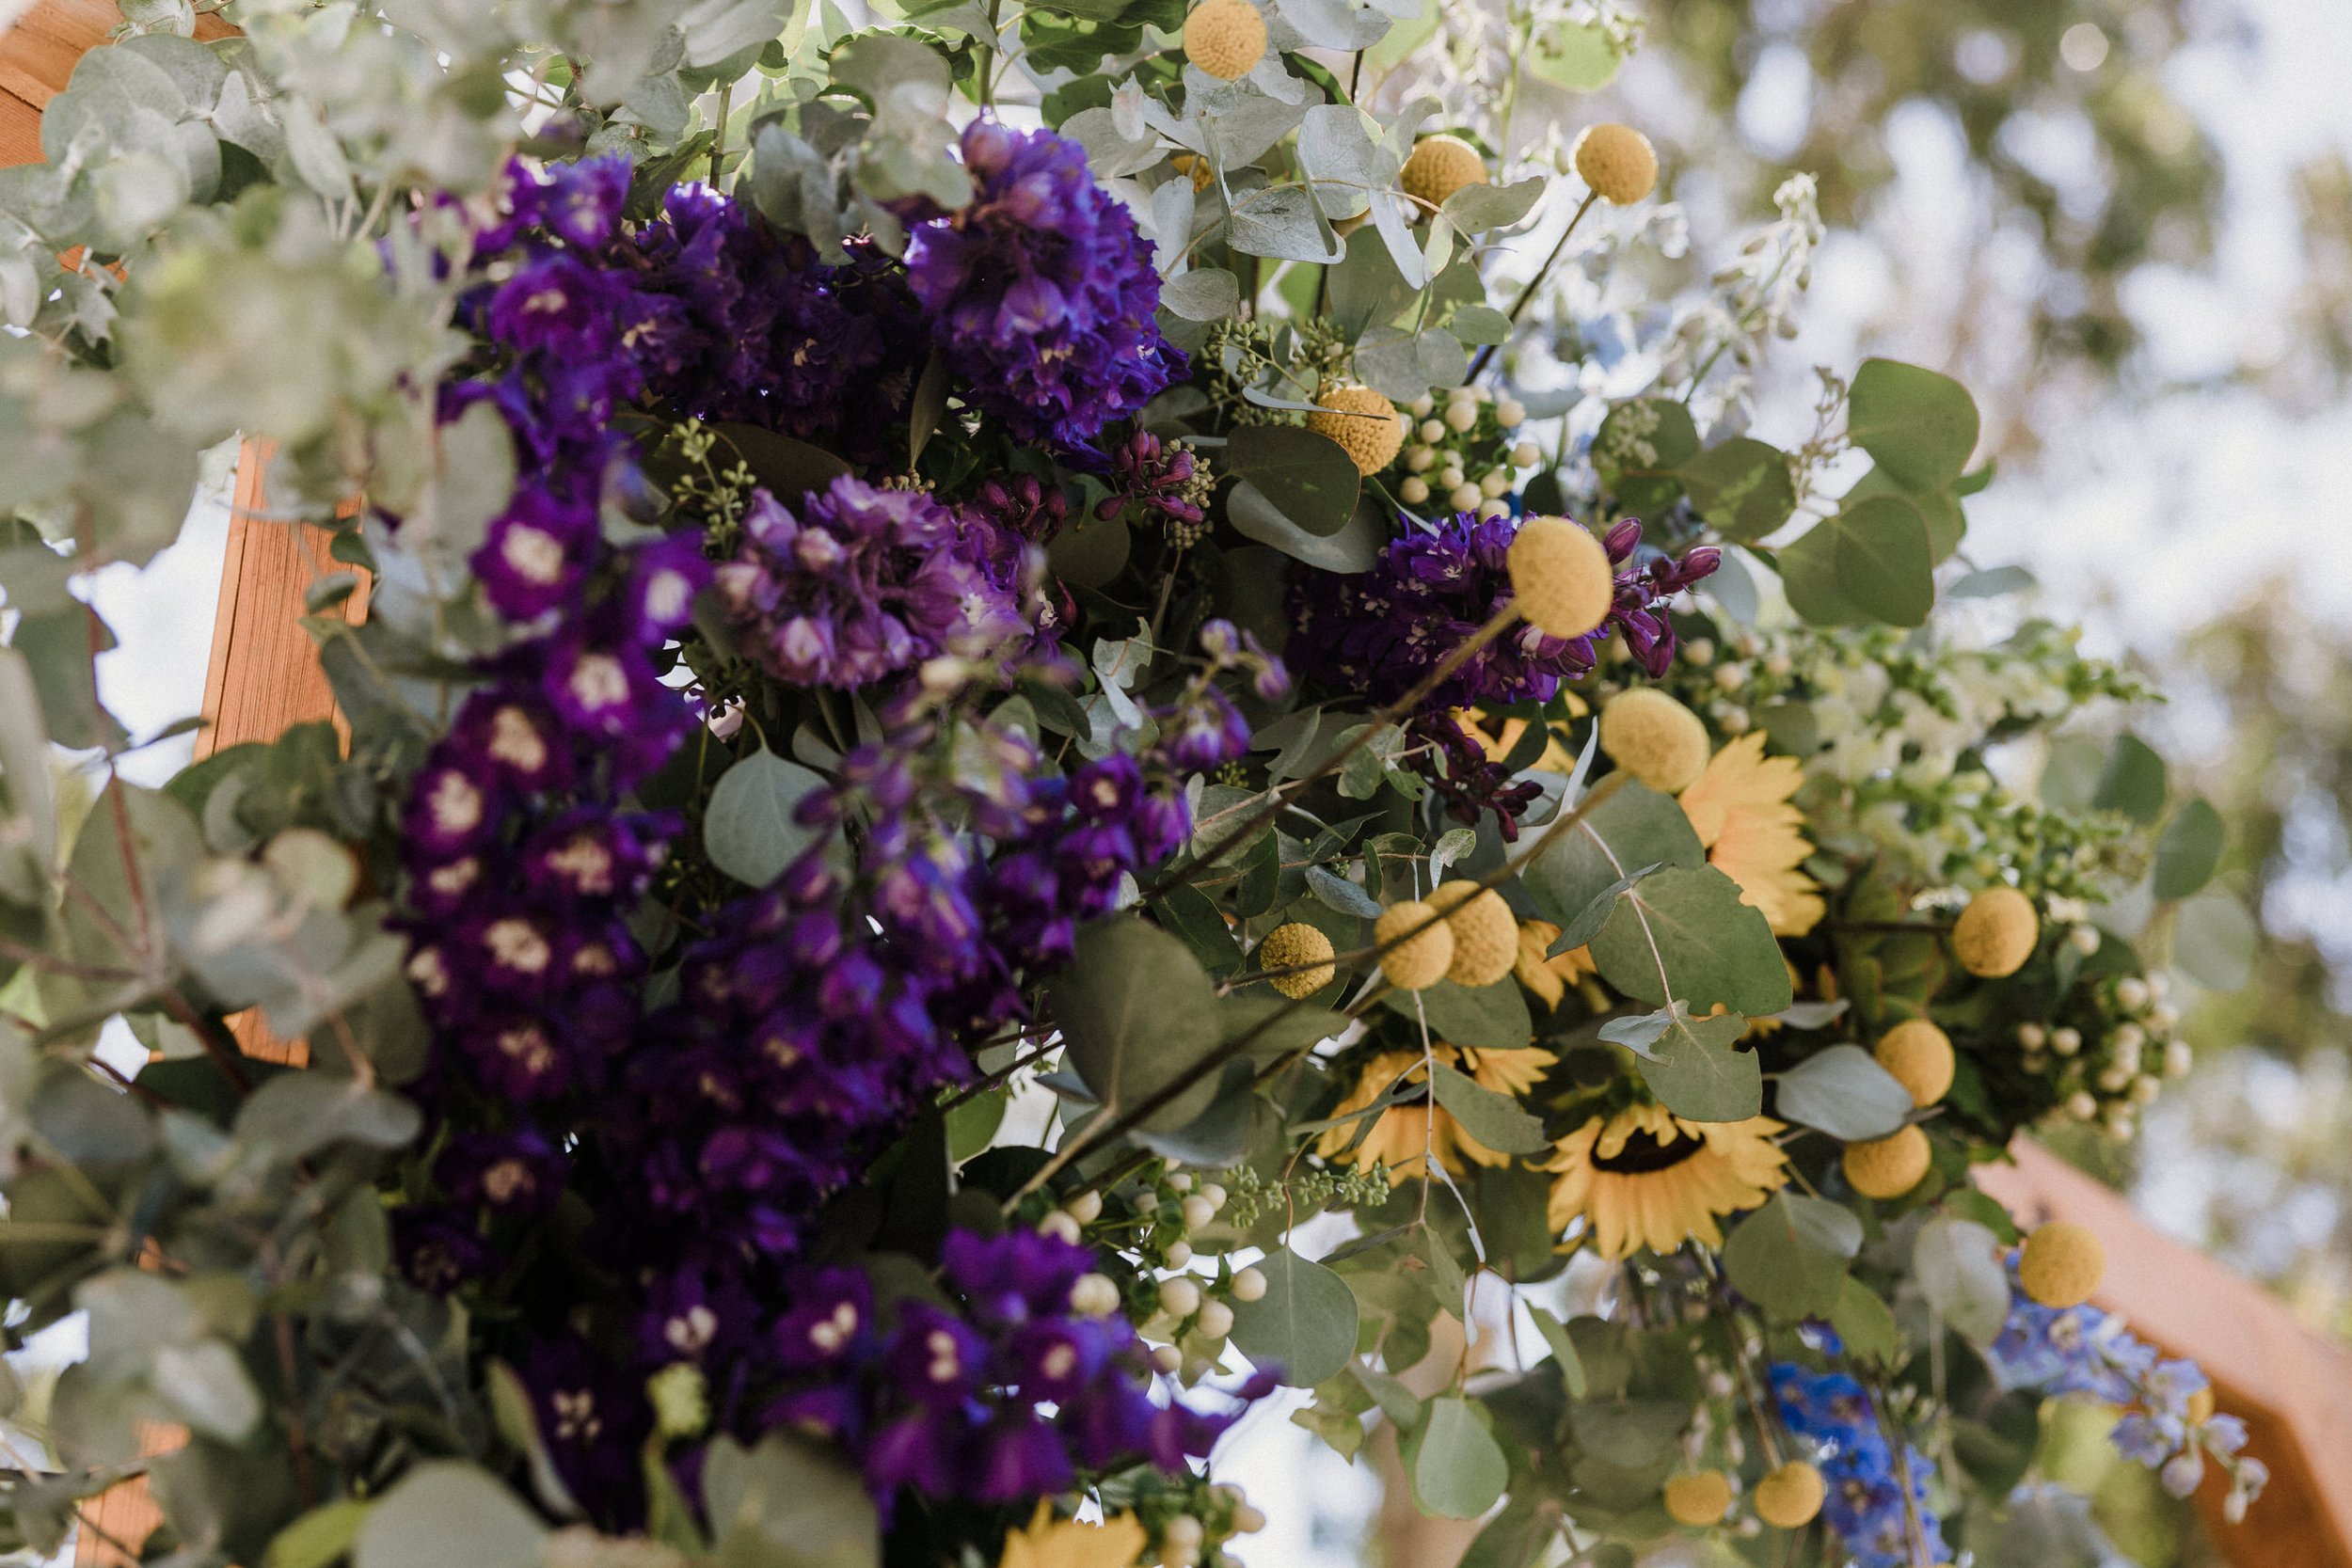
[[0, 3, 2269, 1568]]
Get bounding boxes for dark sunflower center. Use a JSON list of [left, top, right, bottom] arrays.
[[1590, 1128, 1704, 1175]]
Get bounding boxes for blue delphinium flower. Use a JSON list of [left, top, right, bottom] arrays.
[[1771, 1363, 1948, 1568], [902, 120, 1184, 454]]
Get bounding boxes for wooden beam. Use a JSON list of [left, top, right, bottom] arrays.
[[1979, 1139, 2352, 1568]]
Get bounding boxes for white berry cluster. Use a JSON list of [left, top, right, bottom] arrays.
[[2020, 967, 2188, 1140], [1392, 384, 1538, 518]]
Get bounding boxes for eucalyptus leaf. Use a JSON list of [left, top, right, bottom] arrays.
[[1723, 1193, 1863, 1322], [2152, 799, 2224, 901], [353, 1463, 548, 1568], [704, 748, 833, 888], [1428, 1061, 1549, 1153], [1228, 1246, 1359, 1387], [1634, 1008, 1759, 1122], [1773, 1045, 1914, 1141], [1407, 1396, 1509, 1518], [1912, 1214, 2010, 1347], [1847, 358, 1979, 493], [1049, 919, 1226, 1131]]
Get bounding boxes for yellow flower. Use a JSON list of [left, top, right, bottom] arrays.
[[1677, 732, 1824, 938], [1542, 1101, 1788, 1259], [1455, 708, 1579, 773], [998, 1503, 1148, 1568], [1316, 1044, 1557, 1176], [1512, 918, 1597, 1009]]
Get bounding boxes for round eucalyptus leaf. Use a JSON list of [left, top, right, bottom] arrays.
[[1227, 1245, 1359, 1387]]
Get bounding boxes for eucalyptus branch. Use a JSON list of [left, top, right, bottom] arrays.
[[1468, 190, 1597, 380]]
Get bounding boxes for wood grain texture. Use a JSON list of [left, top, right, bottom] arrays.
[[199, 441, 371, 1069], [1979, 1138, 2352, 1568]]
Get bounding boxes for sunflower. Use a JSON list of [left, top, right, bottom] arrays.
[[1316, 1044, 1558, 1176], [1542, 1101, 1789, 1259], [1677, 732, 1825, 938], [1456, 706, 1581, 772], [1513, 917, 1598, 1009], [998, 1503, 1147, 1568]]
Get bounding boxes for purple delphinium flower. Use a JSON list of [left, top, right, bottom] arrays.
[[1285, 511, 1716, 832], [762, 1228, 1263, 1513], [902, 121, 1184, 454], [712, 477, 1041, 690]]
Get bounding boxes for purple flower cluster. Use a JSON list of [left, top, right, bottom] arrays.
[[768, 1230, 1261, 1509], [625, 186, 929, 467], [1285, 513, 1716, 831], [713, 477, 1041, 689], [1771, 1363, 1948, 1568], [394, 165, 717, 1296], [903, 121, 1184, 454], [1988, 1273, 2255, 1499]]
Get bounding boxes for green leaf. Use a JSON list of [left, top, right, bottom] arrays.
[[1588, 865, 1792, 1018], [1228, 1246, 1359, 1387], [711, 422, 852, 502], [1679, 437, 1796, 544], [1847, 358, 1979, 492], [2174, 891, 2257, 992], [1227, 483, 1385, 573], [1830, 1275, 1899, 1365], [1525, 1304, 1587, 1399], [1634, 1008, 1759, 1122], [704, 748, 834, 887], [1592, 399, 1699, 515], [1161, 267, 1241, 322], [1527, 18, 1621, 89], [1833, 495, 1935, 628], [1442, 176, 1544, 232], [702, 1433, 880, 1568], [1457, 1496, 1554, 1568], [1912, 1214, 2010, 1347], [1226, 423, 1362, 537], [1773, 1045, 1913, 1141], [1445, 303, 1512, 346], [1777, 518, 1867, 626], [152, 1338, 262, 1441], [2092, 735, 2168, 824], [354, 1463, 548, 1568], [1520, 780, 1704, 940], [1428, 1060, 1549, 1153], [2152, 799, 2225, 900], [1722, 1193, 1862, 1321], [1379, 976, 1532, 1052], [1406, 1395, 1509, 1518], [1049, 920, 1227, 1131], [265, 1499, 374, 1568]]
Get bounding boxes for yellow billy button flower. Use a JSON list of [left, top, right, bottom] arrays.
[[1169, 151, 1215, 193], [1507, 515, 1614, 639], [1842, 1124, 1931, 1200], [1375, 899, 1454, 991], [1181, 0, 1266, 81], [1753, 1460, 1826, 1528], [997, 1501, 1149, 1568], [1952, 885, 2040, 977], [1400, 133, 1489, 213], [1306, 384, 1407, 475], [1427, 879, 1518, 988], [1874, 1018, 1956, 1107], [1571, 122, 1659, 204], [1258, 921, 1337, 998], [2019, 1221, 2106, 1308], [1662, 1470, 1734, 1527], [1600, 688, 1711, 793]]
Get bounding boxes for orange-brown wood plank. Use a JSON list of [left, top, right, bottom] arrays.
[[1979, 1139, 2352, 1568]]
